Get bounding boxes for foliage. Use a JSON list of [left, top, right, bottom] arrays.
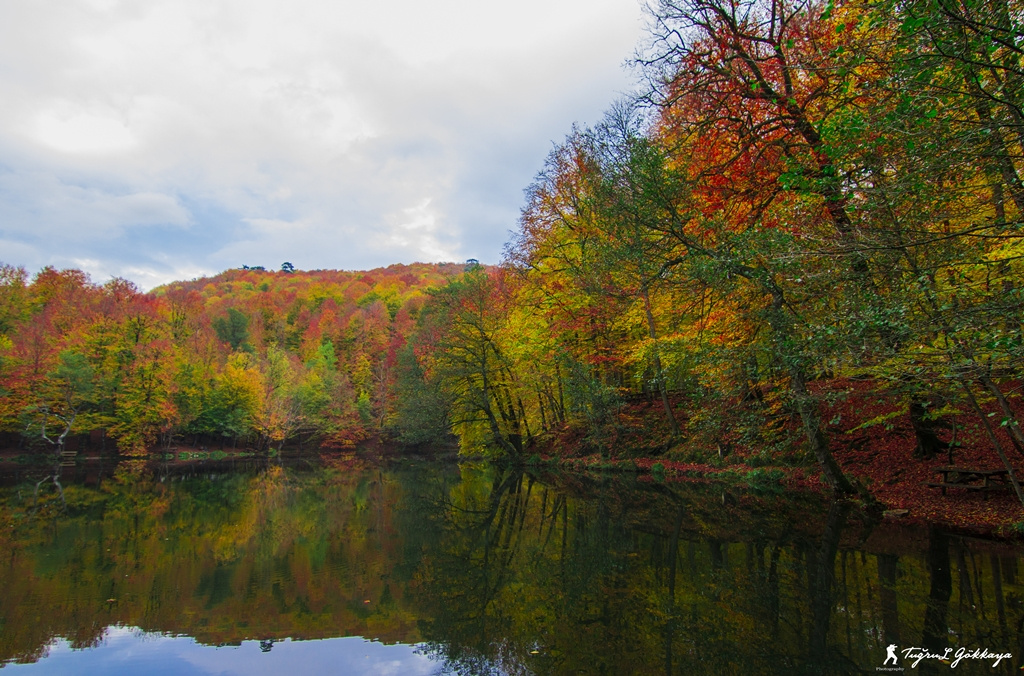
[[212, 307, 251, 352], [408, 0, 1024, 495], [0, 264, 462, 453]]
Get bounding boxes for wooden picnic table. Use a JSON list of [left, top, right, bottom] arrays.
[[926, 466, 1011, 499]]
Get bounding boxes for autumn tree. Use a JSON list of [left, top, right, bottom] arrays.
[[417, 268, 529, 457], [514, 118, 682, 440], [633, 0, 977, 461], [213, 308, 251, 352], [599, 121, 855, 490], [390, 344, 452, 446]]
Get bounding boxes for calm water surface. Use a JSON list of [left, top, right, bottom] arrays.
[[1, 455, 1022, 675]]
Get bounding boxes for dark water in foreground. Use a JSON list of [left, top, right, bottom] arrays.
[[0, 456, 1022, 675]]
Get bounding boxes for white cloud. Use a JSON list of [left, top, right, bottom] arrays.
[[0, 0, 647, 289], [33, 105, 138, 154], [384, 199, 456, 262]]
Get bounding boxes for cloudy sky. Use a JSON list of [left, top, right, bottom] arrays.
[[0, 0, 647, 289]]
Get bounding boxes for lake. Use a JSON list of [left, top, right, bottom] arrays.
[[0, 455, 1021, 674]]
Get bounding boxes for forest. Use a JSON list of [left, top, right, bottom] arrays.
[[402, 0, 1024, 502], [0, 262, 464, 456], [2, 0, 1024, 510]]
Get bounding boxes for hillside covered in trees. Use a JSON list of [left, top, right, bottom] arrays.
[[0, 263, 465, 455]]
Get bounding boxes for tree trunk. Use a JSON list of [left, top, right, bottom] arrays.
[[910, 401, 947, 459], [788, 366, 855, 495], [766, 285, 855, 494], [641, 287, 681, 439], [980, 375, 1024, 455], [960, 380, 1024, 508]]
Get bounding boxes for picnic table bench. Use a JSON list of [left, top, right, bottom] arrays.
[[925, 466, 1011, 499]]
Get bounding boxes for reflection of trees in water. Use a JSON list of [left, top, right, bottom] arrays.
[[416, 469, 1024, 675], [920, 525, 952, 676], [878, 553, 901, 646], [807, 502, 854, 673], [0, 461, 451, 664], [3, 462, 1024, 674]]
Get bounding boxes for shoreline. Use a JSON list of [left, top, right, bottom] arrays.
[[4, 442, 1022, 541]]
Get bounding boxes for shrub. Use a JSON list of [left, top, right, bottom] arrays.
[[743, 468, 785, 492]]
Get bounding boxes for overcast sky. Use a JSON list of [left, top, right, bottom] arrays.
[[0, 0, 647, 289]]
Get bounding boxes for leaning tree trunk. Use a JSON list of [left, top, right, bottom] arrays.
[[765, 285, 855, 495], [960, 380, 1024, 508]]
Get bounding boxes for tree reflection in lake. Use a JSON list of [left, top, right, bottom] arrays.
[[1, 458, 1023, 674], [413, 465, 1024, 675]]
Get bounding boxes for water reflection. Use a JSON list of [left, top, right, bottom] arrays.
[[2, 629, 440, 676], [1, 458, 1022, 674]]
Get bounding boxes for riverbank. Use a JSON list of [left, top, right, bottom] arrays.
[[3, 376, 1022, 536], [525, 378, 1024, 538]]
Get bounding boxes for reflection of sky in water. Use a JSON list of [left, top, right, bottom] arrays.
[[4, 627, 444, 676]]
